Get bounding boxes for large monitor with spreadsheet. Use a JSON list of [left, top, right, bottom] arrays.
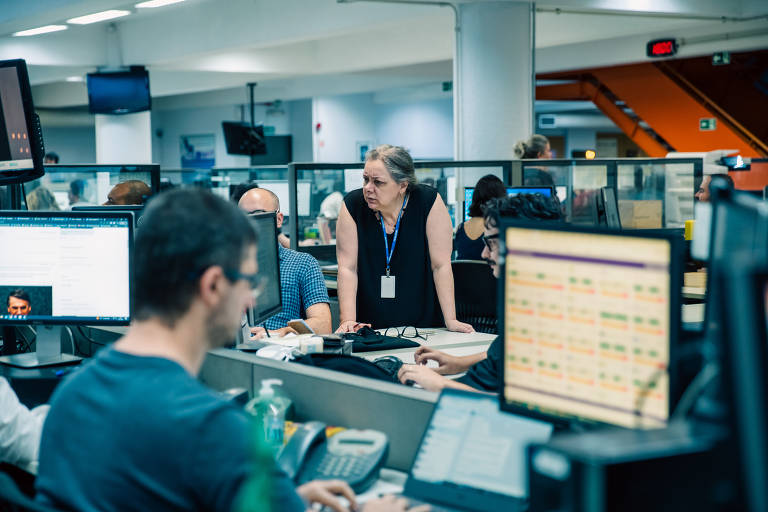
[[463, 186, 554, 221], [498, 222, 681, 428], [246, 212, 281, 326], [0, 211, 132, 367]]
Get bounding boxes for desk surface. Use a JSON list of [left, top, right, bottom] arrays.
[[357, 328, 495, 364]]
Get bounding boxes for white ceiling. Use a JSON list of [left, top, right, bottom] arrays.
[[0, 0, 765, 111]]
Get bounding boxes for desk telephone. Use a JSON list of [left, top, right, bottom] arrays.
[[276, 421, 389, 493]]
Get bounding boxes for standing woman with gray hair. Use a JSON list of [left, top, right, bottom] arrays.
[[336, 144, 474, 333]]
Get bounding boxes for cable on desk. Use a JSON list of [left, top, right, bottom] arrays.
[[63, 326, 76, 355]]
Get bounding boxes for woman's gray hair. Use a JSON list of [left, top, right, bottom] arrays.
[[365, 144, 417, 188], [514, 134, 549, 159]]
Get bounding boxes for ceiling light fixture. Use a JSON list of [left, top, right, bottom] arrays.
[[135, 0, 185, 8], [65, 76, 85, 82], [12, 25, 68, 37], [67, 10, 131, 25]]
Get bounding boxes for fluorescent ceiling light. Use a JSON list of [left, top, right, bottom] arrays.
[[136, 0, 185, 8], [65, 76, 85, 82], [12, 25, 68, 37], [67, 10, 131, 25]]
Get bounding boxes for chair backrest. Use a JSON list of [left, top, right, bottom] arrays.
[[452, 260, 497, 334], [0, 469, 58, 512]]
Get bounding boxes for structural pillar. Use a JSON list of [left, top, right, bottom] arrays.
[[454, 2, 534, 160], [95, 111, 152, 164]]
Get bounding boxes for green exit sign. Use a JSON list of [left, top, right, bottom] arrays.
[[699, 118, 717, 131]]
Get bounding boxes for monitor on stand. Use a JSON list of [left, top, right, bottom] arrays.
[[245, 212, 282, 329], [595, 186, 621, 228], [498, 221, 682, 429], [0, 211, 133, 367]]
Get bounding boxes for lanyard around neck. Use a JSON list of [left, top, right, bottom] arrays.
[[380, 193, 408, 276]]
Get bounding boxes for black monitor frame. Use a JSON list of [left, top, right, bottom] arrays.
[[596, 186, 622, 228], [0, 59, 45, 186], [496, 220, 682, 429], [0, 210, 134, 326], [246, 211, 282, 326], [86, 68, 151, 115], [222, 122, 267, 156], [720, 263, 768, 512]]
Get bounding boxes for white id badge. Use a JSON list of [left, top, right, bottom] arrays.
[[381, 275, 396, 298]]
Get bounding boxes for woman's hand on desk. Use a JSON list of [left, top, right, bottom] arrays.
[[335, 320, 372, 334], [414, 347, 465, 375], [297, 479, 357, 512], [249, 326, 298, 339], [444, 319, 474, 334]]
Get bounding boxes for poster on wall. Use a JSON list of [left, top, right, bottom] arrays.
[[356, 141, 372, 162], [180, 134, 215, 169]]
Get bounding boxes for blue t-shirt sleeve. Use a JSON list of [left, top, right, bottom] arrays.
[[299, 254, 330, 309]]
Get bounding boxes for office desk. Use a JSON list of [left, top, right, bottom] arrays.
[[357, 329, 495, 365]]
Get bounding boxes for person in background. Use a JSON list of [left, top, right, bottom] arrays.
[[35, 188, 416, 512], [398, 193, 563, 392], [238, 188, 332, 336], [695, 174, 735, 202], [26, 186, 60, 211], [318, 191, 344, 244], [43, 152, 59, 164], [454, 175, 507, 261], [7, 289, 32, 316], [515, 134, 555, 188], [67, 179, 90, 209], [336, 144, 474, 333], [104, 180, 151, 206], [230, 181, 259, 204]]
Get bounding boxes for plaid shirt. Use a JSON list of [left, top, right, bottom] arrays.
[[263, 245, 330, 330]]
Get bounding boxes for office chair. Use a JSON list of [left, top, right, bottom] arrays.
[[451, 260, 497, 334], [0, 468, 58, 512]]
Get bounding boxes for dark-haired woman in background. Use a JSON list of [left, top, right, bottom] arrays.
[[454, 175, 506, 260]]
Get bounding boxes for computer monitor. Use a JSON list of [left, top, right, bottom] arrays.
[[246, 212, 282, 326], [463, 186, 554, 222], [0, 59, 44, 186], [498, 221, 682, 429], [0, 211, 133, 367], [720, 263, 768, 512], [72, 205, 145, 229], [222, 122, 267, 156], [87, 68, 151, 115], [596, 186, 621, 228]]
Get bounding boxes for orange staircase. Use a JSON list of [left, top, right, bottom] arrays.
[[537, 52, 768, 158]]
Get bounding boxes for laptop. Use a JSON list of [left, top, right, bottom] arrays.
[[400, 388, 554, 511]]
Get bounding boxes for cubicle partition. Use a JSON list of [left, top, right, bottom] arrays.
[[23, 164, 160, 210], [511, 158, 703, 228], [200, 348, 437, 471], [286, 161, 513, 259]]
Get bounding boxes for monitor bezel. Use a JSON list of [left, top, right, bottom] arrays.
[[496, 219, 682, 429], [0, 59, 45, 186], [0, 210, 134, 326], [86, 69, 151, 115], [247, 211, 282, 325], [42, 164, 161, 196], [462, 186, 556, 222]]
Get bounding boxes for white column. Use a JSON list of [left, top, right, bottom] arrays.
[[95, 111, 152, 164], [454, 2, 534, 160]]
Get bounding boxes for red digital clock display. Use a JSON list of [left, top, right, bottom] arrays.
[[647, 38, 677, 58]]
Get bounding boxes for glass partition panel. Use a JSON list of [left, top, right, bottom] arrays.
[[616, 160, 698, 228], [25, 164, 159, 210]]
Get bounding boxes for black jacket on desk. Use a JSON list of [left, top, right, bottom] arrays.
[[344, 184, 443, 329], [457, 335, 502, 393]]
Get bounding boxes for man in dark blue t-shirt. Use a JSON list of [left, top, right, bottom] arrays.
[[36, 189, 413, 512], [398, 193, 563, 393]]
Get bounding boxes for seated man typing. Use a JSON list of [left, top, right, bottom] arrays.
[[36, 189, 417, 512], [398, 193, 562, 392], [238, 188, 332, 335]]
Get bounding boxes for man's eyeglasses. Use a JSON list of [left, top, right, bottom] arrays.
[[482, 233, 499, 251], [247, 208, 278, 216], [224, 270, 264, 300], [383, 326, 427, 341]]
